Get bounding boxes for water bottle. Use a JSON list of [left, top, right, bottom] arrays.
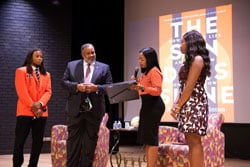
[[117, 121, 122, 129], [113, 121, 118, 129]]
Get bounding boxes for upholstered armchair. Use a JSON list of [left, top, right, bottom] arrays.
[[51, 113, 110, 167], [157, 113, 225, 167]]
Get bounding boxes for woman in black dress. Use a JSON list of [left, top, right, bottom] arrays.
[[131, 47, 165, 167]]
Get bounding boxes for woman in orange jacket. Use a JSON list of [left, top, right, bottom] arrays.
[[131, 47, 165, 167]]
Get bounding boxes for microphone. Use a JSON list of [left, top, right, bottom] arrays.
[[134, 67, 139, 78]]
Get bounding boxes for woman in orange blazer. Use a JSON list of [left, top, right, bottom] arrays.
[[13, 48, 52, 167], [130, 47, 165, 167]]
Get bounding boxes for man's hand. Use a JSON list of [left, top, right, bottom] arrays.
[[31, 102, 43, 118], [31, 102, 41, 112], [34, 109, 43, 118], [84, 83, 98, 93], [77, 83, 87, 92], [77, 83, 97, 93]]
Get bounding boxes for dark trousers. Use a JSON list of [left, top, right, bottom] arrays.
[[13, 116, 47, 167], [66, 113, 101, 167]]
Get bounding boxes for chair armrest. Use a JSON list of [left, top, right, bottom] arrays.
[[202, 126, 225, 166], [94, 125, 110, 167], [202, 127, 225, 148], [97, 126, 110, 144], [159, 126, 184, 144], [51, 139, 67, 162], [207, 113, 224, 129], [51, 125, 68, 162], [51, 125, 68, 141]]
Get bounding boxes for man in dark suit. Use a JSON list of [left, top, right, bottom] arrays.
[[61, 43, 113, 167]]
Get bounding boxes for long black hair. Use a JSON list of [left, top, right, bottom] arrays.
[[22, 48, 47, 75], [139, 47, 161, 75], [182, 30, 211, 78]]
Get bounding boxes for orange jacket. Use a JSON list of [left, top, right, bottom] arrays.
[[15, 67, 52, 117], [138, 67, 163, 96]]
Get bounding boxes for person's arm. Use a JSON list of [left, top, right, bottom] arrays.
[[144, 68, 162, 96], [61, 62, 79, 93], [84, 64, 113, 94], [15, 68, 34, 107], [131, 67, 162, 96], [170, 93, 181, 120], [95, 65, 113, 95], [171, 56, 204, 118]]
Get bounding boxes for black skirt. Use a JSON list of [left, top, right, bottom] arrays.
[[137, 94, 165, 146]]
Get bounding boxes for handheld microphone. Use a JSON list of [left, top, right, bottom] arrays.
[[134, 67, 139, 78]]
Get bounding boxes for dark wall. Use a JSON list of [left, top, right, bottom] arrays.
[[0, 0, 72, 154], [71, 0, 124, 129], [71, 1, 124, 83], [0, 0, 123, 154], [221, 123, 250, 159]]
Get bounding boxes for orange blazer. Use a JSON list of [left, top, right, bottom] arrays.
[[15, 67, 52, 117], [138, 67, 163, 96]]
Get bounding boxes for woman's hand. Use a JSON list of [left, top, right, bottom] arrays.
[[131, 75, 140, 82], [170, 104, 181, 120], [130, 83, 144, 91]]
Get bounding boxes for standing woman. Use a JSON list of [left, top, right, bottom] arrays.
[[171, 30, 211, 167], [131, 47, 165, 167]]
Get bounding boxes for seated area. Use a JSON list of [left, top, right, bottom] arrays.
[[157, 113, 225, 167], [50, 113, 110, 167]]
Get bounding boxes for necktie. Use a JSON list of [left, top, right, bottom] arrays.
[[85, 64, 91, 83], [35, 68, 40, 82]]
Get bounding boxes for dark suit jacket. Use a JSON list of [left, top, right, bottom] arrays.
[[61, 59, 113, 119]]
